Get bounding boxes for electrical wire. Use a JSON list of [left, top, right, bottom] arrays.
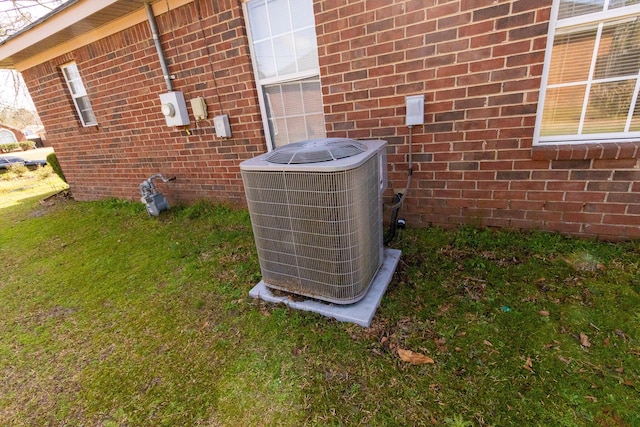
[[384, 125, 415, 245], [193, 0, 225, 114], [387, 125, 414, 210]]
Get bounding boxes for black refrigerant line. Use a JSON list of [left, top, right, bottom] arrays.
[[384, 125, 414, 245]]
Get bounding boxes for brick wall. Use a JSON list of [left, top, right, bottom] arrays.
[[20, 0, 640, 240], [316, 0, 640, 240], [22, 0, 264, 206]]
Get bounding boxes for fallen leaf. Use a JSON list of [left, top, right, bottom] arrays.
[[437, 304, 451, 316], [615, 367, 624, 374], [539, 310, 550, 317], [584, 396, 598, 402], [580, 332, 591, 348], [623, 379, 634, 387], [483, 340, 493, 347], [558, 355, 571, 365], [397, 348, 435, 365], [523, 356, 534, 372]]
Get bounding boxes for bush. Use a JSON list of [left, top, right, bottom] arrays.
[[5, 162, 29, 178], [19, 140, 36, 151], [34, 164, 53, 180], [1, 142, 20, 153], [46, 152, 66, 183]]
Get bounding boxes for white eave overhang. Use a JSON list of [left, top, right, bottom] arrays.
[[0, 0, 191, 71]]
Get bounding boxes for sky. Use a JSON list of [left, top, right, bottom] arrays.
[[0, 0, 68, 110]]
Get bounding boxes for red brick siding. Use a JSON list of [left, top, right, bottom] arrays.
[[20, 0, 640, 240], [316, 0, 640, 240], [22, 0, 264, 205]]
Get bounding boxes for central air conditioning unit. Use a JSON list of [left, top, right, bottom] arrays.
[[240, 138, 388, 304]]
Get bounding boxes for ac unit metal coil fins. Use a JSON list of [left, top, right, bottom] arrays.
[[241, 139, 388, 304], [265, 138, 367, 164]]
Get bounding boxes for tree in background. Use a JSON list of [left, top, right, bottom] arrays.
[[1, 0, 67, 42], [0, 1, 68, 128]]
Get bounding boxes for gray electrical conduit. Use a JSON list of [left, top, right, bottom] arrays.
[[145, 1, 173, 92]]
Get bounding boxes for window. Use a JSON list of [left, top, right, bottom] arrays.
[[245, 0, 325, 149], [0, 129, 17, 144], [535, 1, 640, 145], [61, 62, 97, 127]]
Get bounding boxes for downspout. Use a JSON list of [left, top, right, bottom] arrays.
[[145, 1, 173, 92]]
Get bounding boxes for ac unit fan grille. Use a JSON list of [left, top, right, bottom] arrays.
[[242, 155, 382, 304], [265, 138, 367, 164]]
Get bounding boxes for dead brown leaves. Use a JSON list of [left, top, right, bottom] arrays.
[[579, 332, 592, 348], [397, 348, 435, 365]]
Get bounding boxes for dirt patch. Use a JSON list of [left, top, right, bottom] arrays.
[[39, 189, 72, 207]]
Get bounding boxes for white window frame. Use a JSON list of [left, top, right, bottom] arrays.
[[243, 0, 325, 151], [61, 62, 97, 127], [534, 1, 640, 145]]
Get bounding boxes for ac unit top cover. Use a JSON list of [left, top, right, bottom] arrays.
[[240, 138, 387, 172]]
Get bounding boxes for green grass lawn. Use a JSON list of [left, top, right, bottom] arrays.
[[1, 170, 639, 426]]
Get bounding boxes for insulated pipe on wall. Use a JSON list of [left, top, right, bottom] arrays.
[[145, 1, 173, 92]]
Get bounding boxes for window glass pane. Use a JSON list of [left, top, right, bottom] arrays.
[[294, 28, 320, 73], [286, 116, 308, 143], [549, 28, 597, 85], [0, 129, 17, 144], [273, 33, 296, 75], [265, 85, 284, 117], [254, 40, 276, 79], [281, 82, 305, 116], [77, 96, 97, 125], [63, 64, 80, 80], [246, 0, 322, 148], [291, 0, 314, 29], [263, 77, 325, 146], [539, 1, 640, 143], [558, 0, 604, 19], [540, 85, 587, 136], [583, 80, 635, 133], [594, 18, 640, 79], [267, 0, 291, 36], [76, 96, 91, 111], [302, 80, 323, 113], [61, 63, 97, 126], [610, 0, 640, 9], [81, 109, 97, 126], [271, 118, 288, 148], [67, 80, 80, 96], [306, 113, 326, 139], [247, 0, 269, 41]]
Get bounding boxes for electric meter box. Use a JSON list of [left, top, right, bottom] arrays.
[[160, 91, 190, 127]]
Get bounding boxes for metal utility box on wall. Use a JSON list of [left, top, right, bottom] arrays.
[[240, 138, 388, 304], [214, 114, 231, 138], [160, 91, 190, 127], [190, 96, 207, 121]]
